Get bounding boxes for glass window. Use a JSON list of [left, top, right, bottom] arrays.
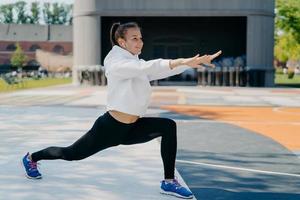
[[29, 44, 41, 52], [6, 44, 16, 51], [52, 45, 64, 54]]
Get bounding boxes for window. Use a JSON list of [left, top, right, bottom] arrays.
[[6, 44, 16, 51], [29, 44, 41, 52], [3, 59, 11, 65], [52, 45, 64, 54]]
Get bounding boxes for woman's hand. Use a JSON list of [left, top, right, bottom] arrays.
[[169, 50, 222, 69]]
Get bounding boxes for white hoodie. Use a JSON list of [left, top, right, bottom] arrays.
[[104, 45, 190, 116]]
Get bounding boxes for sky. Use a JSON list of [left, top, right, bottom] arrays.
[[0, 0, 74, 5]]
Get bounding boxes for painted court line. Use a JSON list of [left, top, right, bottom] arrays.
[[273, 107, 300, 116], [176, 159, 300, 178]]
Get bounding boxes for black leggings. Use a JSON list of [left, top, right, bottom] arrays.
[[31, 112, 177, 179]]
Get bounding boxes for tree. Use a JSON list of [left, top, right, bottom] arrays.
[[15, 1, 28, 24], [276, 0, 300, 43], [28, 2, 40, 24], [275, 0, 300, 63], [10, 43, 27, 70], [60, 4, 73, 25], [52, 3, 61, 24], [0, 4, 14, 23], [42, 2, 52, 24], [0, 2, 72, 25], [275, 32, 300, 63], [43, 2, 72, 25]]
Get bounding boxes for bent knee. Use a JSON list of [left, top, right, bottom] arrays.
[[160, 118, 177, 135], [165, 118, 177, 130]]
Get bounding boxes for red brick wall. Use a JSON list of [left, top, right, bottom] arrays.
[[0, 41, 72, 65]]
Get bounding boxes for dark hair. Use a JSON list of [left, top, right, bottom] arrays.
[[109, 22, 140, 47]]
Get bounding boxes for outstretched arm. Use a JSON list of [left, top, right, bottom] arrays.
[[148, 50, 222, 81], [169, 50, 222, 69]]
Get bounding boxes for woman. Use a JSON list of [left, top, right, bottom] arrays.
[[22, 22, 221, 199]]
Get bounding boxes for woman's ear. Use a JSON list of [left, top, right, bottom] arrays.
[[117, 38, 126, 48]]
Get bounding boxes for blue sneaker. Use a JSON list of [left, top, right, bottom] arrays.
[[22, 152, 42, 179], [160, 178, 194, 199]]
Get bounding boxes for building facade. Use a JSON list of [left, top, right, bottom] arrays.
[[73, 0, 275, 86], [0, 24, 72, 72]]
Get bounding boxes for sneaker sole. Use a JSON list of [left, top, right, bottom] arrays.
[[25, 173, 42, 180], [160, 189, 194, 199]]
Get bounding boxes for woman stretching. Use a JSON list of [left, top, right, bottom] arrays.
[[22, 22, 221, 199]]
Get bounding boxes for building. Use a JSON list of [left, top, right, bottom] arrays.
[[0, 24, 72, 72], [73, 0, 275, 86]]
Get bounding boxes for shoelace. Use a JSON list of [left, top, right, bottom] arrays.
[[172, 179, 183, 189], [29, 160, 41, 171]]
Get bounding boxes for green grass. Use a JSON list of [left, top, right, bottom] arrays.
[[0, 77, 72, 92], [275, 73, 300, 85]]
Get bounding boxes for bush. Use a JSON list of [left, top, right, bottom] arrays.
[[287, 69, 295, 79]]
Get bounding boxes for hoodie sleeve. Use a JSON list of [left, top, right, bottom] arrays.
[[104, 54, 171, 79], [147, 65, 191, 81]]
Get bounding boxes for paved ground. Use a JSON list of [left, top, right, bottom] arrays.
[[0, 84, 300, 200]]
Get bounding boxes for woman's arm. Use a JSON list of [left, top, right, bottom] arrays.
[[104, 55, 170, 79], [105, 50, 222, 80], [148, 51, 222, 81], [169, 51, 222, 69], [147, 65, 190, 81]]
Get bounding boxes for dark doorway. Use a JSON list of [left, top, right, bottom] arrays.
[[101, 17, 246, 83]]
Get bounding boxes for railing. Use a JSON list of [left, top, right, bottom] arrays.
[[197, 67, 266, 87], [76, 65, 106, 86], [74, 65, 267, 87]]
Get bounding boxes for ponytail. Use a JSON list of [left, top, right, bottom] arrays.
[[109, 22, 141, 47], [110, 22, 121, 47]]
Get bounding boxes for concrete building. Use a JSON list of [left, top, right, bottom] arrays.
[[73, 0, 275, 86], [0, 24, 72, 72]]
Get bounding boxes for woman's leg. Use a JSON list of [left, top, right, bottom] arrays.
[[31, 112, 128, 162], [121, 117, 177, 179], [31, 130, 102, 162]]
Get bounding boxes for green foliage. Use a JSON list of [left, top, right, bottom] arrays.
[[61, 4, 73, 25], [287, 69, 295, 79], [15, 1, 27, 24], [275, 0, 300, 63], [275, 32, 300, 62], [42, 2, 52, 24], [28, 2, 40, 24], [43, 2, 73, 25], [276, 0, 300, 42], [0, 4, 14, 23], [10, 43, 27, 68], [0, 1, 72, 25]]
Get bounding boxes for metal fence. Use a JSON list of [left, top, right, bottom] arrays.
[[76, 66, 266, 87], [197, 67, 266, 87]]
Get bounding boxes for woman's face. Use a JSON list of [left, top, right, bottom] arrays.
[[118, 28, 143, 55]]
